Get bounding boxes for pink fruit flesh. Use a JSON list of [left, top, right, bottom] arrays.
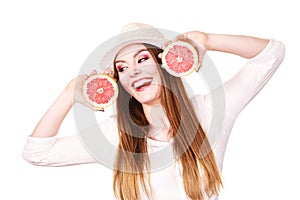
[[165, 45, 195, 73], [86, 78, 115, 104]]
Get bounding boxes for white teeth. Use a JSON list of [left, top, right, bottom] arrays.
[[133, 78, 152, 89]]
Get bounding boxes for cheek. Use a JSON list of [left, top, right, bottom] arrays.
[[144, 64, 160, 76], [119, 74, 131, 93], [152, 67, 162, 83]]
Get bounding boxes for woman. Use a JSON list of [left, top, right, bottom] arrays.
[[22, 23, 285, 200]]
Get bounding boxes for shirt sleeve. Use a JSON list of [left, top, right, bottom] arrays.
[[191, 39, 285, 169], [22, 134, 97, 166], [215, 38, 285, 118]]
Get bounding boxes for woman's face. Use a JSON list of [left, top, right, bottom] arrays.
[[115, 44, 162, 105]]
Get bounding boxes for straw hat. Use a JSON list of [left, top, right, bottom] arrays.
[[99, 23, 177, 70]]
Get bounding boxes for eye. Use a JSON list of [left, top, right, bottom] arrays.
[[138, 54, 149, 63], [116, 64, 127, 73]]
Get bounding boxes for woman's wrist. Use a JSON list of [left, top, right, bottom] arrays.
[[64, 78, 78, 106], [61, 87, 75, 108], [206, 33, 214, 51], [206, 33, 223, 51]]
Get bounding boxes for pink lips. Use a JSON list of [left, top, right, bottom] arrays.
[[131, 77, 153, 92]]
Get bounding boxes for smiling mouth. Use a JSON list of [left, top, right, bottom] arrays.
[[132, 78, 153, 91]]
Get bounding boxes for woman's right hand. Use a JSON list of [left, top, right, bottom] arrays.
[[66, 67, 116, 111], [31, 69, 107, 138], [65, 70, 105, 111]]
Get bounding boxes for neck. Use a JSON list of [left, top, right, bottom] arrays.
[[142, 103, 171, 142]]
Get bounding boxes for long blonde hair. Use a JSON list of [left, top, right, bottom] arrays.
[[112, 44, 222, 200]]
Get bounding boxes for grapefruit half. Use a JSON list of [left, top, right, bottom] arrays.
[[162, 41, 198, 77], [83, 74, 118, 109]]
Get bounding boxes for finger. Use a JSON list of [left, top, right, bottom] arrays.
[[109, 70, 114, 77], [162, 40, 173, 50], [158, 53, 162, 59], [102, 70, 108, 75], [83, 74, 88, 80], [194, 54, 202, 72], [104, 69, 113, 75], [174, 33, 188, 42], [195, 64, 202, 72], [162, 33, 189, 49], [90, 70, 97, 76], [102, 70, 114, 78], [76, 74, 88, 85], [176, 33, 203, 50], [95, 107, 104, 112]]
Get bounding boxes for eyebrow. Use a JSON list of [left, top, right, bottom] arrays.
[[115, 48, 148, 64]]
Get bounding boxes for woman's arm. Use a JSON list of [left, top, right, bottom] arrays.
[[23, 72, 101, 166], [31, 73, 99, 138], [174, 32, 269, 71], [31, 85, 73, 138], [207, 34, 269, 59], [208, 36, 285, 117], [183, 31, 284, 116]]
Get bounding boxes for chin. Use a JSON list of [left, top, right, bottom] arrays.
[[135, 93, 161, 105], [133, 87, 161, 105]]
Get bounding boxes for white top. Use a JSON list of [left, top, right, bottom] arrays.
[[22, 39, 285, 200]]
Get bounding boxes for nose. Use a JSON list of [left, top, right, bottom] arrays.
[[129, 67, 142, 78]]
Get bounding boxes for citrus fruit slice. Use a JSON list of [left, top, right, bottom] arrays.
[[83, 74, 118, 109], [162, 41, 198, 77]]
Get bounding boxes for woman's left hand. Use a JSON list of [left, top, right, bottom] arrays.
[[169, 31, 209, 71]]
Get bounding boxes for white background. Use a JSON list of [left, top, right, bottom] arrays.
[[1, 0, 299, 199]]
